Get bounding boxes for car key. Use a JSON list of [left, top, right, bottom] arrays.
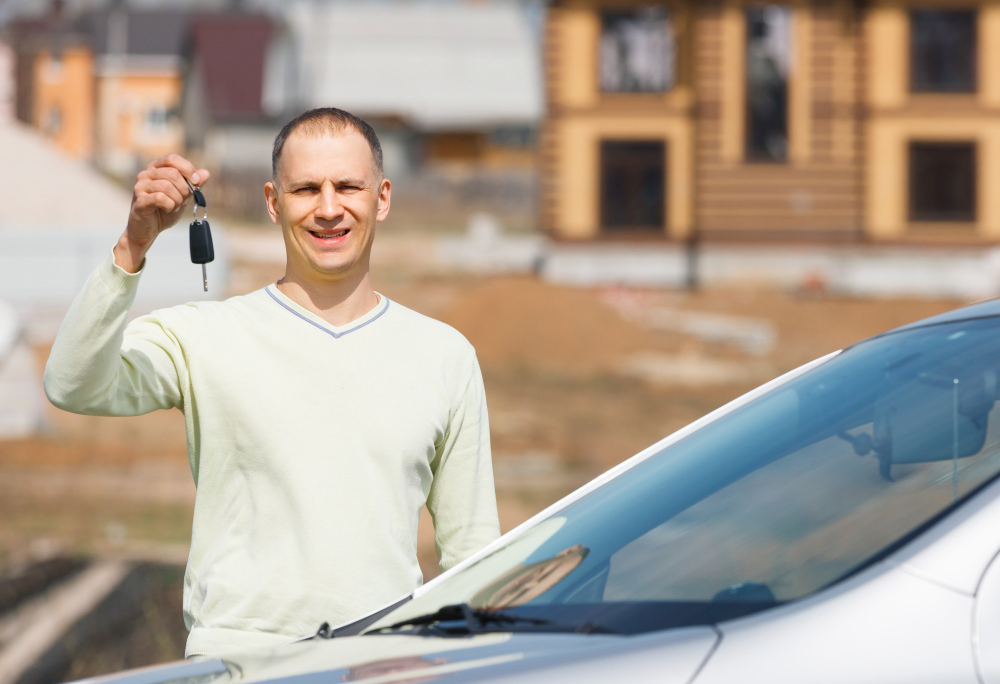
[[185, 178, 214, 291]]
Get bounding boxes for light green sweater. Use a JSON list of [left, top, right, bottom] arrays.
[[44, 253, 500, 657]]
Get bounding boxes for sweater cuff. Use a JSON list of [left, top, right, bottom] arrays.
[[186, 627, 302, 658], [98, 248, 144, 296]]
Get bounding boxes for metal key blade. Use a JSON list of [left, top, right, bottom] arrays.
[[202, 264, 208, 291]]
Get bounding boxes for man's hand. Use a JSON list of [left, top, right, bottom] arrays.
[[114, 154, 211, 274]]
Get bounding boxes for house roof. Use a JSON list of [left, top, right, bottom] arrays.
[[188, 14, 277, 121], [8, 5, 279, 121], [3, 15, 90, 53], [82, 9, 190, 57], [289, 1, 542, 130], [7, 8, 190, 57]]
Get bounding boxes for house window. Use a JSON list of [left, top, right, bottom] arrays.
[[600, 140, 666, 232], [909, 142, 976, 222], [489, 126, 535, 148], [425, 132, 485, 162], [600, 7, 676, 93], [910, 10, 977, 93], [44, 106, 62, 136], [145, 107, 169, 135], [42, 51, 63, 82], [746, 5, 791, 162]]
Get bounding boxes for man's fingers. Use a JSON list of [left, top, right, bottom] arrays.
[[148, 153, 199, 185], [143, 155, 210, 188], [127, 154, 205, 243], [141, 178, 185, 207], [134, 188, 179, 215], [137, 177, 184, 203], [145, 166, 193, 201]]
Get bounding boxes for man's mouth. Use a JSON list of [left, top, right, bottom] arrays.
[[309, 229, 350, 241]]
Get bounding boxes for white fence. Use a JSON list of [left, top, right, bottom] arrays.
[[0, 224, 229, 318]]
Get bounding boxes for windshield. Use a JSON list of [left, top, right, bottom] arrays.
[[372, 316, 1000, 636]]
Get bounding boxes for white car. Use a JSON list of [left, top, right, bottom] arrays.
[[81, 300, 1000, 684]]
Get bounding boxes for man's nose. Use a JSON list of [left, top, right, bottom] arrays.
[[315, 186, 344, 220]]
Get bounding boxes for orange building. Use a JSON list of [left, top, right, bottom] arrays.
[[543, 1, 1000, 244], [6, 17, 97, 159], [85, 8, 189, 177], [32, 43, 95, 158], [10, 7, 188, 178], [93, 65, 184, 176]]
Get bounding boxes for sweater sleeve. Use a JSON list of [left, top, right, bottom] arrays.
[[426, 352, 501, 573], [43, 251, 186, 416]]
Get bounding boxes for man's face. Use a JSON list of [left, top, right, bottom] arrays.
[[265, 129, 390, 285]]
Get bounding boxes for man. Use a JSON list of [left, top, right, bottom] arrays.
[[44, 108, 500, 657]]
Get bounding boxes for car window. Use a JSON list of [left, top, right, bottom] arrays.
[[605, 414, 1000, 602]]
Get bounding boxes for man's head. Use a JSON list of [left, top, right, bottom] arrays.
[[265, 108, 391, 288], [271, 107, 384, 183]]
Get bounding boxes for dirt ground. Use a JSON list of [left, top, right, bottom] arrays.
[[0, 238, 965, 677]]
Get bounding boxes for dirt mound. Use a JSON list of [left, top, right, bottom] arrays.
[[438, 277, 667, 374]]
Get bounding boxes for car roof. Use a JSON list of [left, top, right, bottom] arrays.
[[877, 296, 1000, 338]]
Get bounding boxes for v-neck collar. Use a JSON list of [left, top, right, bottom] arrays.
[[264, 285, 390, 339]]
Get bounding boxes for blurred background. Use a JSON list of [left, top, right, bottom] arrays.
[[0, 0, 991, 680]]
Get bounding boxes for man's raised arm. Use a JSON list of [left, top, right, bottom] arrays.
[[43, 155, 210, 417]]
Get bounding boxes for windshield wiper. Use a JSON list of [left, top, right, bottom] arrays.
[[365, 603, 620, 636], [365, 603, 552, 636]]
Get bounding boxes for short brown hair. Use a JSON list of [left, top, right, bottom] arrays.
[[271, 107, 384, 180]]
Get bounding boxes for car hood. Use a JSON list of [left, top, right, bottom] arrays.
[[230, 626, 719, 683], [83, 626, 719, 684]]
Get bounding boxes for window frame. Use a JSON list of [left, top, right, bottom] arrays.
[[598, 138, 668, 234], [908, 140, 978, 224], [42, 50, 65, 83], [44, 106, 62, 135], [144, 107, 170, 136], [909, 8, 978, 95], [744, 4, 792, 164], [597, 6, 677, 96]]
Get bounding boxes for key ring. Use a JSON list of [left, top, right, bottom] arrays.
[[185, 177, 208, 221]]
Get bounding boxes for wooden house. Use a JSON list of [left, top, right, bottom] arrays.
[[542, 0, 1000, 245]]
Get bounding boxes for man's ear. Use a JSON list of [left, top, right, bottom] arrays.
[[264, 181, 281, 226], [376, 178, 391, 222]]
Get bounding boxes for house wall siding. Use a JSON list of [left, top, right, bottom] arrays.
[[865, 0, 1000, 241], [545, 0, 1000, 244], [543, 0, 696, 240], [694, 0, 864, 240]]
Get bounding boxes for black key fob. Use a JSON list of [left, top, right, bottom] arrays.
[[186, 177, 213, 291], [190, 219, 215, 264]]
